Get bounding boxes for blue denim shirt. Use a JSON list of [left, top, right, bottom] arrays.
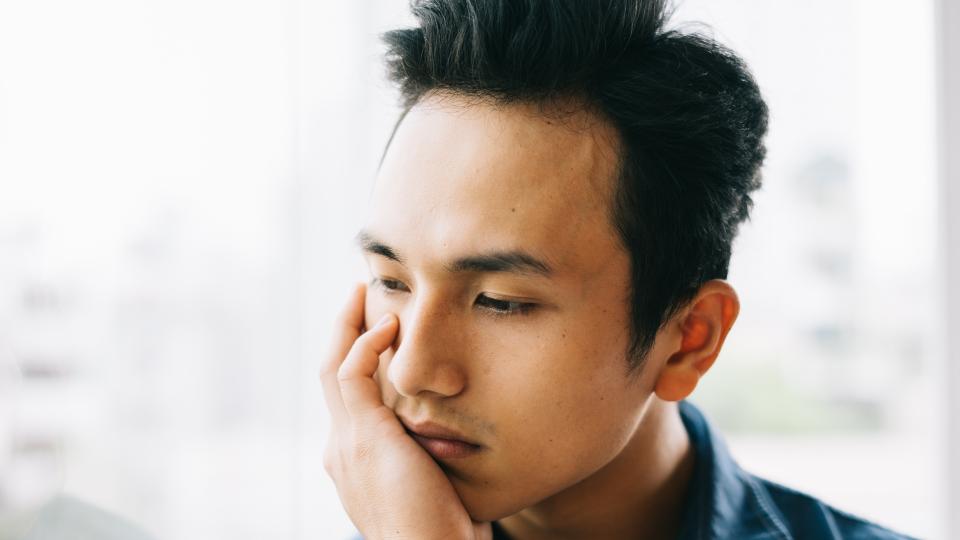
[[490, 401, 916, 540], [356, 401, 918, 539], [666, 400, 916, 540]]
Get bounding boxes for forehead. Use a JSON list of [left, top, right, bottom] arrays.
[[367, 93, 624, 277]]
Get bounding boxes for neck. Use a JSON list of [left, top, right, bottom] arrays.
[[497, 399, 695, 540]]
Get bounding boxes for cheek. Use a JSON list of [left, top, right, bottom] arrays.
[[505, 352, 641, 462], [458, 383, 646, 521], [456, 335, 645, 519]]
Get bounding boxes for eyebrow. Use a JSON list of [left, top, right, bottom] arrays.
[[355, 230, 553, 277]]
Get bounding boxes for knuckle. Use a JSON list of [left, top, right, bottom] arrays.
[[319, 349, 346, 380], [318, 363, 334, 381], [333, 312, 350, 336], [336, 362, 352, 383], [322, 445, 338, 476], [333, 309, 360, 338], [353, 328, 377, 349], [346, 426, 379, 462], [351, 439, 375, 462]]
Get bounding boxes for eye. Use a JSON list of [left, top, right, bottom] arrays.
[[372, 277, 409, 294], [475, 294, 537, 317]]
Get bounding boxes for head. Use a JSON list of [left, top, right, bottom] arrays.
[[358, 0, 767, 522]]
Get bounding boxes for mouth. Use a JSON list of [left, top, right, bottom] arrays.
[[399, 418, 485, 460]]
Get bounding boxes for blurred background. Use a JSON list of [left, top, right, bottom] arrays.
[[0, 0, 956, 538]]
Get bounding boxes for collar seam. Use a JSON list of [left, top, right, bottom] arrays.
[[743, 475, 792, 540]]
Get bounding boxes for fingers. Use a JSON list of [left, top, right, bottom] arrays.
[[338, 312, 398, 417], [320, 282, 366, 426], [320, 282, 400, 427], [326, 282, 367, 370]]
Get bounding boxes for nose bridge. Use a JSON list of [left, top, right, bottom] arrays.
[[402, 288, 450, 341], [387, 288, 466, 398]]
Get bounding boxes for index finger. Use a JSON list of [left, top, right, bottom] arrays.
[[319, 281, 366, 427]]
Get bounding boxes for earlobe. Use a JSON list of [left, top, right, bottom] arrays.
[[654, 366, 700, 401], [653, 280, 740, 402]]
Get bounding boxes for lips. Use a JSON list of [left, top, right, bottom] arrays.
[[399, 418, 484, 460]]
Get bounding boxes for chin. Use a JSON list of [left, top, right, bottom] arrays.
[[463, 497, 515, 523], [453, 477, 543, 523]]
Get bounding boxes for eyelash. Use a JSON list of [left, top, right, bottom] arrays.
[[371, 277, 537, 318]]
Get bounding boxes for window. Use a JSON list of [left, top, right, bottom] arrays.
[[0, 1, 946, 538]]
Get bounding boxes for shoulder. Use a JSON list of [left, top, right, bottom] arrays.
[[749, 475, 919, 540]]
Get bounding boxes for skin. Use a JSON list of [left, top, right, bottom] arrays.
[[321, 92, 740, 540]]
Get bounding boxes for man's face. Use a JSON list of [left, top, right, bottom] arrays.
[[361, 93, 661, 521]]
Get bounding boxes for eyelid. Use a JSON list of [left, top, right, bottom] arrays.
[[475, 293, 538, 317], [371, 276, 538, 318], [371, 276, 409, 293], [479, 292, 538, 304]]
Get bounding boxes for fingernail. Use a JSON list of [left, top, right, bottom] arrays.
[[375, 313, 394, 328]]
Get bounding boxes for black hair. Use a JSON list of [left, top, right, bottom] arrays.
[[381, 0, 768, 370]]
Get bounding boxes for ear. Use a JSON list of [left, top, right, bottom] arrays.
[[654, 280, 740, 402]]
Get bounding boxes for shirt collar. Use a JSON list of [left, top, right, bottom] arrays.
[[677, 400, 791, 540], [490, 401, 792, 540]]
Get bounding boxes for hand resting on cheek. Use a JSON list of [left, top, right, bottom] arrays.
[[320, 282, 493, 540]]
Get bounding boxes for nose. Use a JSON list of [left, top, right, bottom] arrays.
[[386, 291, 468, 399]]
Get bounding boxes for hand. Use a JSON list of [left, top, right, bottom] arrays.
[[320, 282, 492, 540]]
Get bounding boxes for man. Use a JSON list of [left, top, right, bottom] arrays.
[[320, 1, 914, 538]]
